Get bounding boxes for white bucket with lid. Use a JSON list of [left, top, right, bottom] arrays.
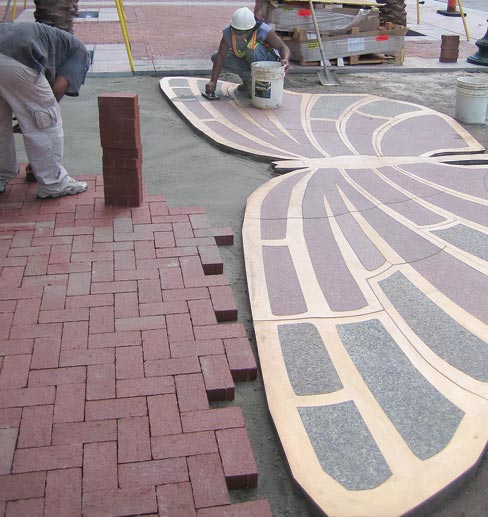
[[251, 61, 285, 109], [455, 75, 488, 124]]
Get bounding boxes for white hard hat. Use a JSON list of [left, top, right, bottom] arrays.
[[231, 7, 256, 31]]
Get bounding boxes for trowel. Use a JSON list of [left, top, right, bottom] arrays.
[[201, 91, 220, 100], [308, 0, 340, 86]]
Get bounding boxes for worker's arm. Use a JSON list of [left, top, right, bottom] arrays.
[[52, 75, 69, 102], [265, 30, 291, 73], [254, 0, 267, 21], [206, 38, 230, 95]]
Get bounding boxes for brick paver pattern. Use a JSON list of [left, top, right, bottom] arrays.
[[0, 168, 272, 516]]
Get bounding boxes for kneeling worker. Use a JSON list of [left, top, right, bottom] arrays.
[[205, 7, 290, 97], [0, 22, 90, 198]]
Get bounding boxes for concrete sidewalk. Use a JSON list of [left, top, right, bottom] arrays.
[[3, 0, 488, 75]]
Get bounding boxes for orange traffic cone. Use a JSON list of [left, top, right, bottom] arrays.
[[437, 0, 463, 17]]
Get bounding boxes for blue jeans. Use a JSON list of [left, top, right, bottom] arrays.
[[212, 45, 280, 82]]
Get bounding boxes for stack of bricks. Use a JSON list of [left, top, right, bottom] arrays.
[[0, 166, 272, 516], [98, 92, 143, 208]]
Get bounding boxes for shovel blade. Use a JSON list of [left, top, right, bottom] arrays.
[[318, 69, 341, 86]]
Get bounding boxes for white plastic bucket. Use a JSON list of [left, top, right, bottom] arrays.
[[455, 75, 488, 124], [251, 61, 285, 109]]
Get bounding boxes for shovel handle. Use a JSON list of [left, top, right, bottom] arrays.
[[308, 0, 329, 67]]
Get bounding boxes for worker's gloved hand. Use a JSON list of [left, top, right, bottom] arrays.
[[281, 59, 290, 73], [205, 82, 216, 95]]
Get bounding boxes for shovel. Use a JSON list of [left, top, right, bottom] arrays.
[[308, 0, 340, 86]]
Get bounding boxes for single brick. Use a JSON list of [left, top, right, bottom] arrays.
[[181, 408, 245, 433], [208, 286, 238, 323], [90, 260, 114, 283], [83, 487, 157, 516], [0, 387, 55, 409], [139, 301, 188, 317], [65, 293, 114, 309], [38, 307, 89, 324], [141, 329, 170, 361], [61, 321, 88, 351], [9, 322, 62, 340], [151, 431, 217, 460], [83, 441, 117, 492], [223, 338, 257, 382], [147, 394, 181, 436], [162, 287, 209, 303], [118, 416, 151, 463], [0, 472, 46, 502], [175, 373, 209, 412], [200, 355, 235, 402], [85, 397, 147, 421], [6, 497, 44, 517], [66, 272, 91, 296], [198, 245, 224, 276], [114, 250, 136, 271], [52, 420, 117, 446], [91, 280, 136, 295], [116, 346, 144, 380], [88, 330, 140, 349], [0, 354, 31, 389], [0, 427, 18, 475], [86, 363, 116, 400], [12, 444, 82, 473], [160, 268, 184, 290], [156, 482, 195, 517], [18, 405, 53, 448], [188, 453, 230, 509], [166, 313, 194, 343], [0, 408, 22, 428], [169, 340, 223, 361], [31, 336, 61, 370], [59, 348, 114, 367], [13, 297, 41, 325], [188, 299, 218, 326], [117, 376, 174, 398], [0, 338, 33, 357], [44, 467, 81, 517], [144, 356, 200, 378], [115, 315, 166, 332], [89, 305, 115, 334], [216, 428, 258, 489], [115, 291, 139, 319], [138, 279, 163, 304], [194, 323, 247, 341], [118, 458, 188, 488], [28, 366, 86, 387], [53, 383, 85, 423]]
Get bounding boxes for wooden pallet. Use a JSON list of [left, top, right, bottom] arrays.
[[296, 51, 404, 66]]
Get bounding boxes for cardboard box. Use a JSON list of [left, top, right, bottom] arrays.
[[289, 26, 407, 64], [268, 5, 379, 34]]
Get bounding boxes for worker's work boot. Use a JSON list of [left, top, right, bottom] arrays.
[[237, 80, 252, 93], [25, 164, 36, 183], [37, 176, 88, 199]]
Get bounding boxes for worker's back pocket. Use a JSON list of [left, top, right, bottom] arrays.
[[26, 97, 59, 129]]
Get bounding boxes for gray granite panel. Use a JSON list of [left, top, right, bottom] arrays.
[[414, 250, 488, 324], [432, 225, 488, 261], [360, 100, 422, 118], [262, 246, 307, 316], [278, 323, 343, 395], [338, 319, 464, 460], [170, 78, 191, 87], [310, 95, 365, 120], [299, 402, 392, 490], [381, 271, 488, 380], [173, 88, 197, 100]]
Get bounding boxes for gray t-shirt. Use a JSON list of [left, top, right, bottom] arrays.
[[0, 22, 89, 96]]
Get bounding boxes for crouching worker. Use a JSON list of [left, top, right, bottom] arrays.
[[0, 22, 90, 198], [205, 7, 290, 97]]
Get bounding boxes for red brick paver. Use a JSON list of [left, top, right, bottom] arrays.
[[0, 167, 268, 516]]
